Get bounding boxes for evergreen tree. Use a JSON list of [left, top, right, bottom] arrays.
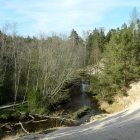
[[70, 29, 83, 46], [89, 23, 139, 103], [86, 28, 105, 65]]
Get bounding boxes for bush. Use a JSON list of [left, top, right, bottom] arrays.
[[72, 106, 91, 120]]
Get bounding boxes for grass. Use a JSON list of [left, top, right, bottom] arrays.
[[89, 114, 108, 122], [72, 106, 91, 120], [0, 103, 28, 120]]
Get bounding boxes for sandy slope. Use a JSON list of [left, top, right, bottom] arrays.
[[99, 81, 140, 113]]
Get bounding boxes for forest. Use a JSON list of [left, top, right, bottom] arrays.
[[0, 8, 140, 138]]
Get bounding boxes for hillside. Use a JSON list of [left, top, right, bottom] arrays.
[[99, 81, 140, 113]]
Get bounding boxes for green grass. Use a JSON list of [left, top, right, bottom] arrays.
[[0, 103, 28, 120], [72, 106, 91, 120]]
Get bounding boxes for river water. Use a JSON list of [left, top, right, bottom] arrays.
[[64, 79, 101, 124]]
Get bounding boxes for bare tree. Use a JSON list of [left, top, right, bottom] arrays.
[[0, 26, 86, 110], [131, 7, 139, 42]]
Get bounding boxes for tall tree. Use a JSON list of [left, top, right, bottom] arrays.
[[86, 28, 105, 65], [131, 7, 139, 42], [70, 29, 82, 46]]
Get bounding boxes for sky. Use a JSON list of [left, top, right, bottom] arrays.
[[0, 0, 140, 37]]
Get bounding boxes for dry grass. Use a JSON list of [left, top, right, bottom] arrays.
[[1, 134, 22, 140], [99, 81, 140, 113], [89, 114, 108, 123]]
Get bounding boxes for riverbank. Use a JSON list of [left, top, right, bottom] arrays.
[[1, 81, 140, 140], [97, 81, 140, 113], [37, 81, 140, 140], [81, 80, 140, 124], [41, 87, 140, 140], [0, 78, 102, 140]]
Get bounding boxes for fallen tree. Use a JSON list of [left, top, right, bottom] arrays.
[[0, 113, 76, 139]]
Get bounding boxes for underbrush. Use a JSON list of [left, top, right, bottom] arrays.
[[72, 106, 91, 120]]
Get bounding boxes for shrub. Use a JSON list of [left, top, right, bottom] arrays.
[[72, 106, 91, 120]]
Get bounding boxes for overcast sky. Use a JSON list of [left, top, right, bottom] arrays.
[[0, 0, 140, 36]]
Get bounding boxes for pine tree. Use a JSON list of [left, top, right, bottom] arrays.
[[70, 29, 82, 46]]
